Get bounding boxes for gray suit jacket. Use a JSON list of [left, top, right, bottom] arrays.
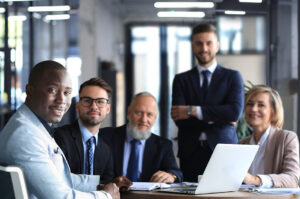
[[0, 104, 111, 199], [239, 126, 300, 188]]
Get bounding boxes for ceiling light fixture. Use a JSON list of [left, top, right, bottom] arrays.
[[28, 5, 70, 12], [8, 15, 27, 21], [239, 0, 263, 3], [44, 14, 70, 21], [3, 0, 35, 1], [0, 8, 5, 14], [154, 2, 214, 8], [157, 11, 205, 18], [224, 10, 246, 15]]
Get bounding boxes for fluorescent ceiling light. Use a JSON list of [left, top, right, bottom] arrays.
[[224, 10, 246, 15], [45, 14, 70, 21], [3, 0, 35, 1], [0, 8, 5, 14], [28, 5, 70, 12], [239, 0, 262, 3], [154, 2, 214, 8], [157, 11, 205, 18], [8, 15, 27, 21]]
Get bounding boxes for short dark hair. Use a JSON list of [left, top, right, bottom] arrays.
[[28, 60, 66, 86], [192, 23, 217, 37], [79, 77, 112, 98]]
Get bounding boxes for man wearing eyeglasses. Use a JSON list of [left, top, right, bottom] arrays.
[[54, 77, 114, 183]]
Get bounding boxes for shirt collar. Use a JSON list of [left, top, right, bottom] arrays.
[[35, 115, 53, 137], [196, 61, 217, 74], [78, 120, 99, 144], [250, 125, 271, 145]]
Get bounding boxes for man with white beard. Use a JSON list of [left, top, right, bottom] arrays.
[[101, 92, 183, 183]]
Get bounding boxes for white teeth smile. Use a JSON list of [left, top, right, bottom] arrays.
[[51, 106, 65, 112]]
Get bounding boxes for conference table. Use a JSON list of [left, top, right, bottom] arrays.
[[121, 190, 300, 199]]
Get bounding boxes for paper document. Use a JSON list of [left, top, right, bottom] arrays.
[[130, 182, 171, 191], [239, 184, 256, 189], [245, 188, 300, 194]]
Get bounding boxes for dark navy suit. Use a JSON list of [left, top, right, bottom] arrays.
[[172, 65, 244, 181], [54, 121, 114, 183], [101, 124, 183, 182]]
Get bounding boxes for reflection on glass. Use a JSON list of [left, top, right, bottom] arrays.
[[131, 26, 192, 138], [218, 16, 265, 54], [167, 26, 192, 140], [131, 26, 160, 134]]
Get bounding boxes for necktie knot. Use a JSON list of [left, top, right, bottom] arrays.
[[202, 70, 210, 79], [131, 139, 140, 147], [87, 136, 95, 146]]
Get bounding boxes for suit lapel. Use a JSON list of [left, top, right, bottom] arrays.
[[94, 132, 104, 172], [190, 67, 202, 102], [140, 135, 155, 179], [116, 125, 127, 176], [72, 122, 84, 171], [205, 65, 221, 103], [264, 127, 277, 173]]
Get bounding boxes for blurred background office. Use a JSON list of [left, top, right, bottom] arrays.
[[0, 0, 299, 145]]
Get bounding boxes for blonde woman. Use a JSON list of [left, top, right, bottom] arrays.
[[239, 85, 300, 188]]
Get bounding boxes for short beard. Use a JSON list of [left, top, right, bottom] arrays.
[[128, 122, 152, 140], [80, 117, 102, 127], [79, 111, 102, 127], [196, 54, 215, 66]]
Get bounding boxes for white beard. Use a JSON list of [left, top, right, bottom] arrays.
[[128, 122, 152, 140]]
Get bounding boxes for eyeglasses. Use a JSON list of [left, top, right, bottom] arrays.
[[80, 97, 109, 108]]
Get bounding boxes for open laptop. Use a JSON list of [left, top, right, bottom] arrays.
[[158, 143, 259, 195]]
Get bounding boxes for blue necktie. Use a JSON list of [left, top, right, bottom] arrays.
[[87, 136, 96, 175], [127, 139, 140, 182], [201, 70, 211, 101]]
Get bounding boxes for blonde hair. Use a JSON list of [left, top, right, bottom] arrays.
[[245, 85, 284, 128]]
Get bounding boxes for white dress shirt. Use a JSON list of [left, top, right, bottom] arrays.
[[78, 120, 99, 175], [195, 62, 217, 140], [249, 125, 273, 188]]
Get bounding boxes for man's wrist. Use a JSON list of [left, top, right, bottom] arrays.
[[167, 172, 177, 181], [187, 106, 194, 117]]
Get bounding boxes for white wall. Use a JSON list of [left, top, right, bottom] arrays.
[[79, 0, 124, 83], [79, 0, 125, 127], [217, 54, 266, 85]]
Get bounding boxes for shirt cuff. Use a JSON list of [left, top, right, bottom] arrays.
[[196, 106, 203, 120], [257, 174, 273, 188], [93, 190, 112, 199]]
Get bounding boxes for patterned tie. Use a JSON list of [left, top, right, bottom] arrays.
[[87, 136, 96, 175], [201, 70, 211, 101], [127, 139, 140, 182]]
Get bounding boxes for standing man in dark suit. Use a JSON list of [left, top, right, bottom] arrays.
[[171, 23, 244, 182], [101, 92, 183, 183], [55, 77, 114, 183]]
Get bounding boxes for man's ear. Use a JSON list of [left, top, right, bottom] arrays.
[[25, 84, 32, 98], [75, 102, 79, 113], [126, 107, 131, 121]]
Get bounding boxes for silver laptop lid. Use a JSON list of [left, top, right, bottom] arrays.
[[195, 144, 259, 194]]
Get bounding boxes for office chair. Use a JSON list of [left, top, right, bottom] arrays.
[[0, 163, 28, 199]]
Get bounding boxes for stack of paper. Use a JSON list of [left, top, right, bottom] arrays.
[[130, 182, 171, 191], [245, 188, 300, 194]]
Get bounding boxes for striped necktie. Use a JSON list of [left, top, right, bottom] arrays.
[[87, 136, 96, 175]]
